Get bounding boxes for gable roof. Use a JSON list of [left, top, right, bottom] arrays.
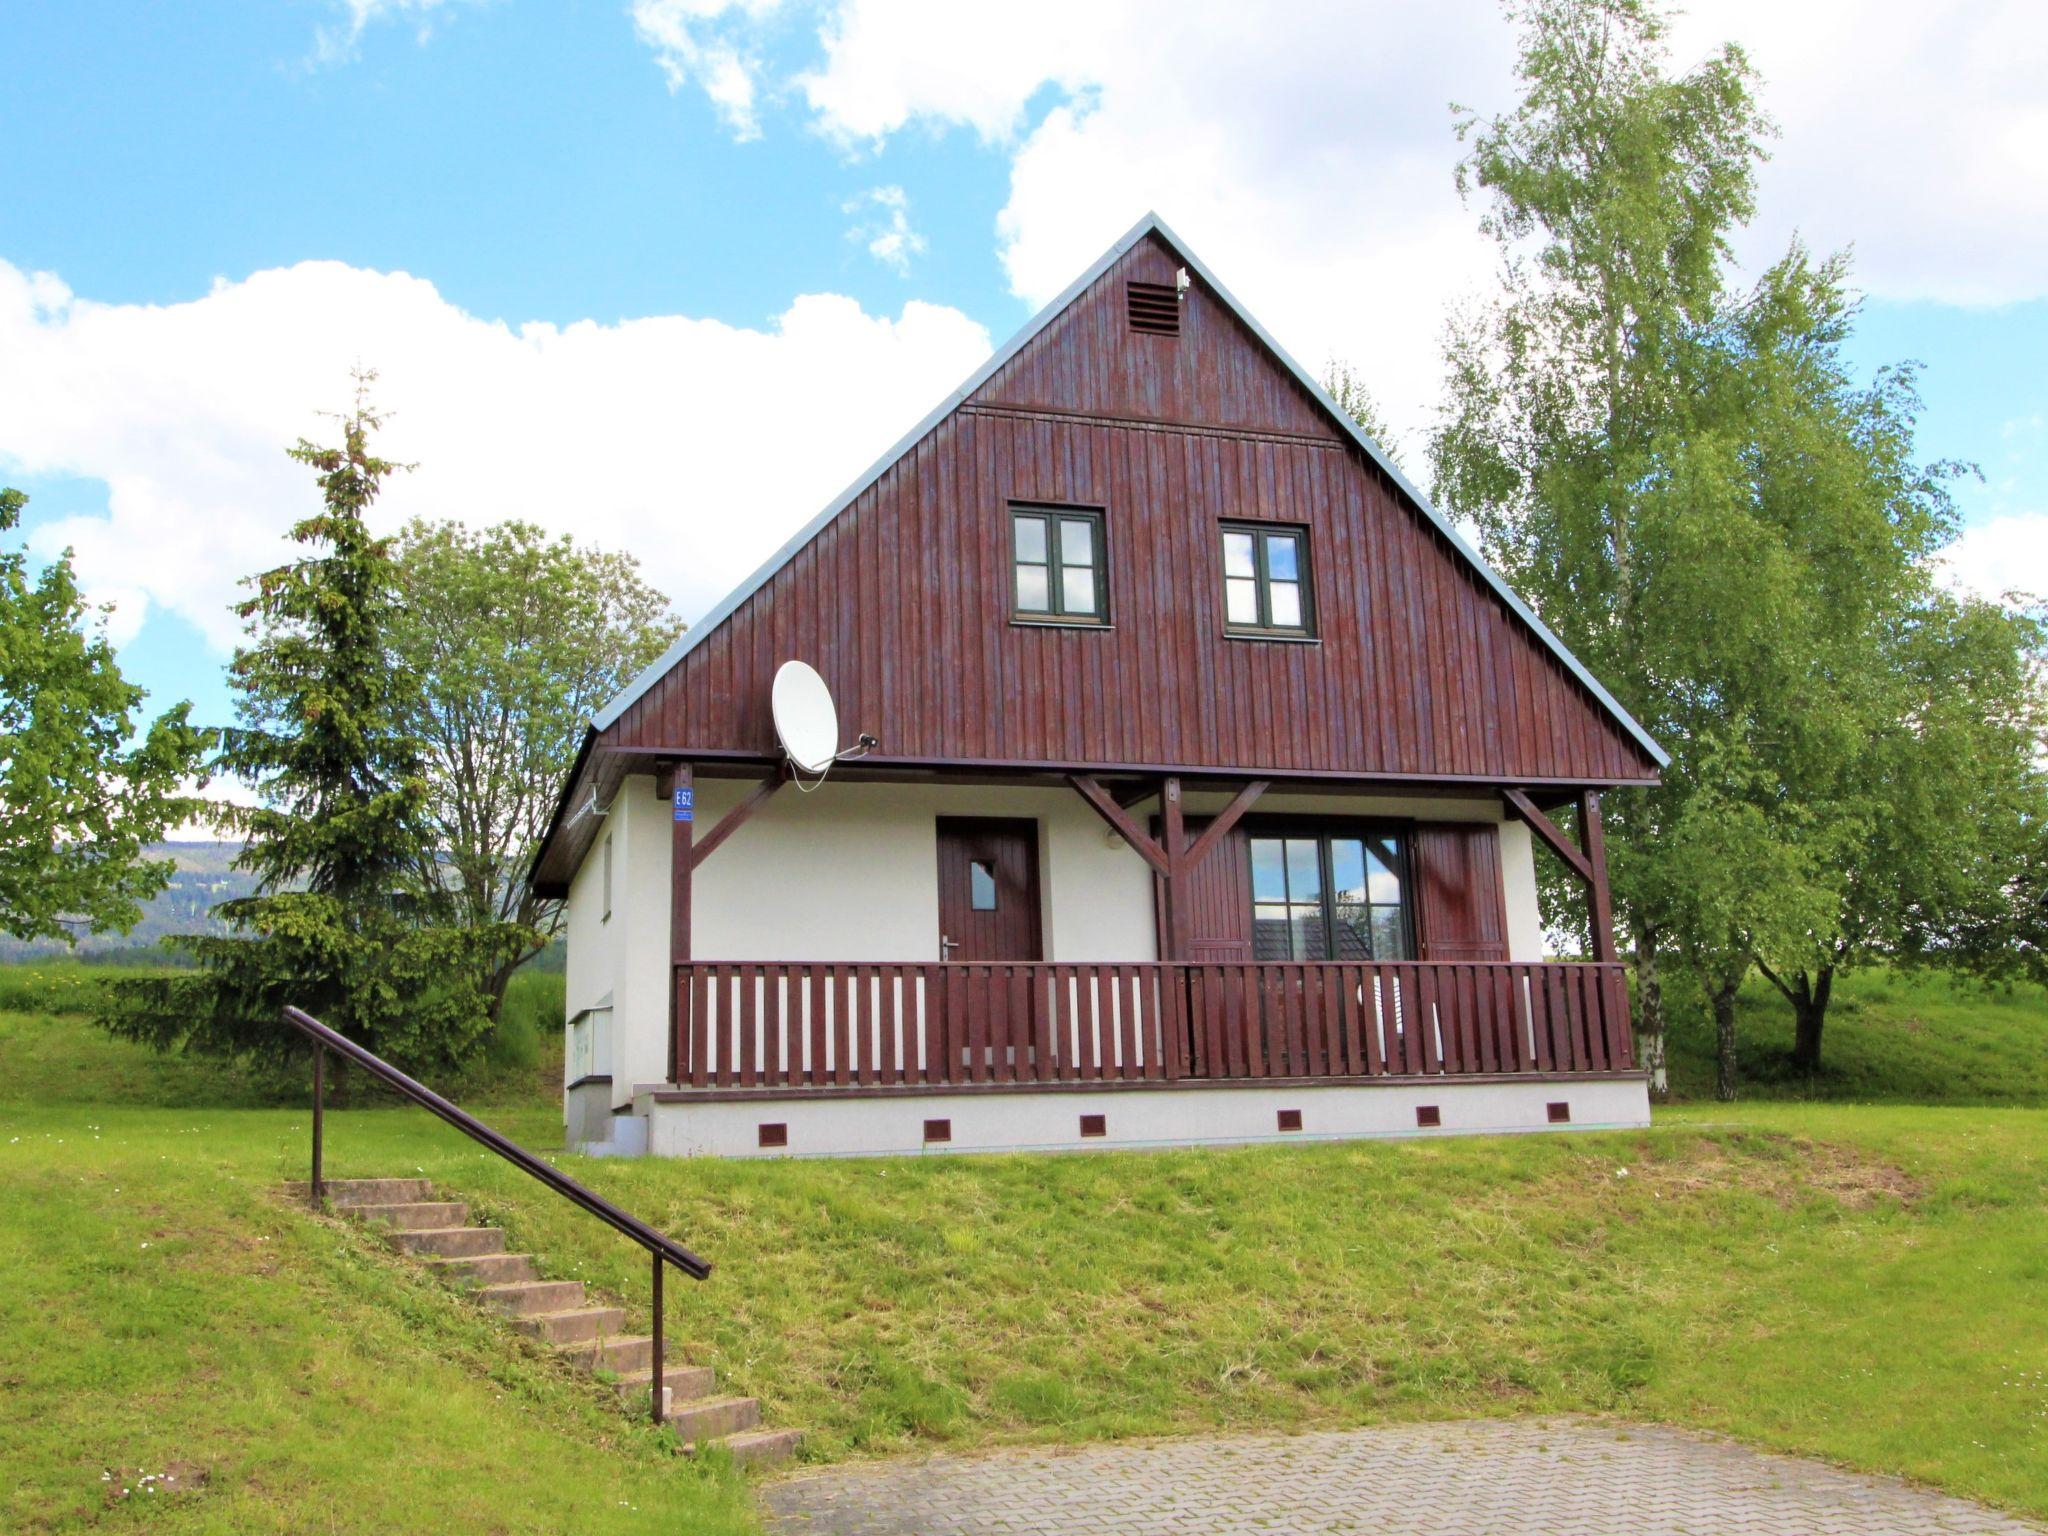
[[592, 212, 1667, 770]]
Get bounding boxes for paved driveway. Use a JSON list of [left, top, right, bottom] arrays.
[[762, 1418, 2040, 1535]]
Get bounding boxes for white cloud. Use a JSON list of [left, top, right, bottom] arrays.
[[1669, 1, 2048, 308], [788, 0, 1517, 442], [843, 185, 928, 274], [640, 0, 2048, 439], [311, 0, 482, 67], [0, 260, 991, 657], [631, 0, 787, 139], [1940, 512, 2048, 606]]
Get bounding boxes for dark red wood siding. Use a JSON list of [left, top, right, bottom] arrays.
[[607, 233, 1655, 785], [1155, 820, 1255, 962], [1413, 823, 1511, 962]]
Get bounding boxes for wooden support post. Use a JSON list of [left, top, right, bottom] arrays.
[[691, 766, 785, 870], [1160, 776, 1189, 962], [1502, 788, 1594, 885], [1578, 789, 1619, 964], [1181, 780, 1269, 871], [667, 762, 693, 1085], [1069, 774, 1171, 876]]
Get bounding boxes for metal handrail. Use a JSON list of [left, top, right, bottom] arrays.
[[283, 1005, 708, 1425]]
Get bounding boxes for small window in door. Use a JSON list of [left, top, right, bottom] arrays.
[[969, 859, 998, 910]]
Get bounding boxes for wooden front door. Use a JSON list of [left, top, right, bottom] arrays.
[[936, 818, 1043, 961]]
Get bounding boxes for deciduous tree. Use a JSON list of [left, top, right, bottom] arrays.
[[388, 518, 681, 1013], [0, 488, 209, 942]]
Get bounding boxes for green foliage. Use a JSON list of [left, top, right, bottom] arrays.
[[1432, 0, 2047, 1085], [0, 488, 211, 943], [102, 376, 528, 1071], [1665, 968, 2048, 1105], [1320, 360, 1405, 468], [388, 518, 681, 1008]]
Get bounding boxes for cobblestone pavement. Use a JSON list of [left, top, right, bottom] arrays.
[[761, 1418, 2043, 1535]]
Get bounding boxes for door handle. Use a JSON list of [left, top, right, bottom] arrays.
[[940, 934, 961, 959]]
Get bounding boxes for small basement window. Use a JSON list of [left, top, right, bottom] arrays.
[[1221, 522, 1314, 637], [1012, 506, 1108, 625]]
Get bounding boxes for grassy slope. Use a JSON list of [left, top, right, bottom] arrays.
[[1666, 967, 2048, 1104], [4, 970, 2044, 1530]]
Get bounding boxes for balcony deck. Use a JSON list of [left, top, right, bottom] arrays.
[[668, 960, 1635, 1097]]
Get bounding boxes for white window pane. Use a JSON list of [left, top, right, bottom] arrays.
[[1013, 516, 1047, 563], [1250, 838, 1288, 902], [1223, 530, 1256, 578], [1017, 564, 1050, 611], [1329, 839, 1366, 903], [1226, 576, 1259, 625], [1269, 581, 1302, 629], [1265, 532, 1299, 581], [970, 859, 997, 910], [1367, 845, 1402, 905], [1059, 517, 1094, 565], [1062, 566, 1097, 614], [1285, 838, 1321, 902]]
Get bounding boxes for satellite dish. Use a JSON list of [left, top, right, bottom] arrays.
[[772, 660, 841, 775]]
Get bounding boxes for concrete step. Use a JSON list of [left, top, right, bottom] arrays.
[[478, 1279, 586, 1318], [512, 1307, 628, 1347], [287, 1177, 433, 1206], [389, 1226, 505, 1259], [557, 1333, 654, 1375], [688, 1427, 803, 1467], [612, 1363, 718, 1415], [349, 1200, 469, 1232], [666, 1395, 761, 1443], [425, 1252, 539, 1287]]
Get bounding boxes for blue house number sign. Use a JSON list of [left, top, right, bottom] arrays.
[[673, 787, 694, 822]]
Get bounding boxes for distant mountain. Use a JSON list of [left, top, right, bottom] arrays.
[[0, 842, 258, 962]]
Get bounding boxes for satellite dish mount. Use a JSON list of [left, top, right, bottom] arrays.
[[771, 660, 877, 791]]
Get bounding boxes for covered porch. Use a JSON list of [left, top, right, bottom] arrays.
[[556, 755, 1643, 1156]]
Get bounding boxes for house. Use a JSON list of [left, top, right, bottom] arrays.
[[528, 213, 1663, 1159]]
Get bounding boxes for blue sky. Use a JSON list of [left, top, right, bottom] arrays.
[[3, 0, 2043, 737]]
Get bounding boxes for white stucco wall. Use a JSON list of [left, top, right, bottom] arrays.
[[562, 776, 1547, 1105], [641, 1076, 1650, 1159]]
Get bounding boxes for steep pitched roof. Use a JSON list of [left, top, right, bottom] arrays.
[[592, 211, 1666, 769]]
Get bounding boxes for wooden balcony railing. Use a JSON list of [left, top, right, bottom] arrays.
[[672, 960, 1633, 1091]]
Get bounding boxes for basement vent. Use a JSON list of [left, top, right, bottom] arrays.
[[1276, 1108, 1304, 1133], [923, 1117, 953, 1144], [1547, 1101, 1572, 1124], [1127, 280, 1181, 336], [1415, 1105, 1442, 1128], [1079, 1113, 1107, 1138], [757, 1122, 788, 1148]]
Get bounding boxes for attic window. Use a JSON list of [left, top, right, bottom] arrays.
[[1127, 280, 1180, 336]]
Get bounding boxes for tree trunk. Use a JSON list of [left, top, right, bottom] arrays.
[[1790, 965, 1832, 1074], [1632, 928, 1668, 1099], [1710, 971, 1743, 1102]]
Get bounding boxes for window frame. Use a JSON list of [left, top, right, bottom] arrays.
[[1010, 504, 1110, 627], [1243, 819, 1414, 962], [1219, 520, 1316, 640]]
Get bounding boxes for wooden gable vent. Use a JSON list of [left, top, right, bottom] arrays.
[[1126, 279, 1180, 336]]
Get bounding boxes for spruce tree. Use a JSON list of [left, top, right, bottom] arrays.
[[106, 375, 529, 1070]]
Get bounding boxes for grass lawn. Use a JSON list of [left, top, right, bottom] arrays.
[[3, 968, 2044, 1532]]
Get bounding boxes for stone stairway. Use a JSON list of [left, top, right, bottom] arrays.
[[296, 1177, 798, 1466]]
